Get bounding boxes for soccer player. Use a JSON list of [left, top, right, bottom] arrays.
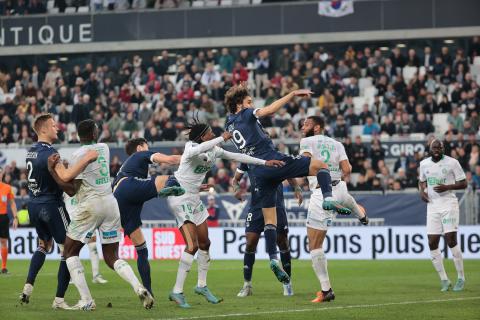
[[233, 164, 302, 297], [113, 138, 184, 297], [20, 114, 97, 309], [168, 122, 284, 308], [225, 84, 351, 284], [300, 116, 368, 303], [419, 139, 467, 292], [64, 193, 108, 284], [51, 119, 154, 310], [0, 166, 18, 274]]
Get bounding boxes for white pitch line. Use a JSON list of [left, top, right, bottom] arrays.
[[156, 296, 480, 320]]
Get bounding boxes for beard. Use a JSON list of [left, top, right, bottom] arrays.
[[305, 128, 315, 137]]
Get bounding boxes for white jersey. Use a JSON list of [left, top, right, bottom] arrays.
[[64, 193, 78, 217], [419, 156, 466, 210], [70, 143, 112, 202], [300, 134, 348, 190], [174, 137, 266, 194]]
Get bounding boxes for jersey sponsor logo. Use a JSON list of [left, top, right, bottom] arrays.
[[95, 177, 110, 185], [442, 217, 456, 225], [427, 177, 447, 185], [102, 230, 118, 239], [193, 165, 210, 174]]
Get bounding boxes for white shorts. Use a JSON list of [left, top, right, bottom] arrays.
[[168, 193, 209, 228], [67, 194, 122, 244], [307, 181, 353, 231], [426, 202, 460, 235]]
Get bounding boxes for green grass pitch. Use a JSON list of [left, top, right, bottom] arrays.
[[0, 259, 479, 320]]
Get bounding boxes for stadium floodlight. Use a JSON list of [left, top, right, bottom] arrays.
[[59, 57, 69, 62], [396, 43, 406, 48], [380, 47, 389, 51], [444, 39, 455, 44], [48, 59, 58, 64]]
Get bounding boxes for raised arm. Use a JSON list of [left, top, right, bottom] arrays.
[[255, 89, 312, 118], [53, 150, 98, 182], [219, 149, 285, 168], [187, 132, 232, 158], [151, 153, 181, 166]]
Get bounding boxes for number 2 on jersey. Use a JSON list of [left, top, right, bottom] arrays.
[[26, 161, 36, 183]]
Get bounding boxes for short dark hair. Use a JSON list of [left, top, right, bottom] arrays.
[[224, 84, 250, 114], [33, 114, 53, 134], [307, 116, 325, 129], [186, 121, 210, 143], [125, 138, 148, 156], [77, 119, 96, 140]]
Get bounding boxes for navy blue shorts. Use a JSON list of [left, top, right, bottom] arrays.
[[113, 176, 158, 236], [251, 153, 311, 208], [28, 201, 70, 244], [245, 207, 288, 235]]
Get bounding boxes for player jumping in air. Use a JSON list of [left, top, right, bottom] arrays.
[[225, 84, 351, 285], [112, 138, 184, 297], [0, 166, 18, 274], [419, 139, 467, 292], [167, 122, 284, 308], [233, 163, 302, 297], [50, 119, 154, 310], [21, 114, 97, 309], [300, 116, 368, 303]]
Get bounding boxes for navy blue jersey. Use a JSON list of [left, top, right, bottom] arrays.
[[26, 142, 63, 203], [225, 108, 276, 158], [241, 166, 285, 211], [113, 151, 155, 186]]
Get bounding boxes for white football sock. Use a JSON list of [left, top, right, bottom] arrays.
[[449, 245, 465, 280], [311, 248, 331, 291], [173, 252, 194, 294], [343, 194, 365, 219], [197, 250, 210, 288], [430, 248, 448, 281], [114, 259, 142, 292], [88, 242, 100, 278], [66, 256, 92, 301]]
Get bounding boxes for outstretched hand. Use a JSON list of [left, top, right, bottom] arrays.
[[265, 160, 285, 168], [222, 131, 232, 141], [47, 154, 61, 172], [292, 89, 313, 97]]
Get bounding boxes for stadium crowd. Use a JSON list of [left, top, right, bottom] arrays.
[[0, 0, 289, 15], [1, 38, 480, 196]]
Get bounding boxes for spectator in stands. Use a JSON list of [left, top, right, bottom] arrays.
[[219, 48, 234, 73], [254, 50, 270, 98], [362, 116, 380, 135], [352, 136, 367, 173], [472, 165, 480, 190], [370, 139, 385, 171], [447, 107, 464, 132], [200, 63, 221, 88], [68, 131, 80, 144], [393, 152, 411, 173], [359, 104, 374, 124], [206, 195, 220, 228], [413, 112, 434, 135]]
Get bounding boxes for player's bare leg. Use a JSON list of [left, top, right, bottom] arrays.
[[130, 227, 153, 296], [308, 159, 351, 215], [238, 232, 259, 297], [88, 235, 107, 284], [277, 232, 293, 296], [170, 222, 197, 308], [195, 221, 223, 304], [308, 227, 335, 303], [20, 238, 52, 304], [428, 234, 450, 291], [102, 242, 153, 309], [262, 207, 289, 284], [154, 175, 185, 197], [445, 232, 465, 291]]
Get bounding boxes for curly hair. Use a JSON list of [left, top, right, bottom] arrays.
[[224, 84, 250, 114]]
